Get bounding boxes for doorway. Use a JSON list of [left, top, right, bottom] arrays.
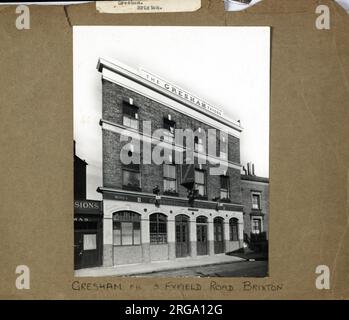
[[214, 217, 224, 254], [175, 215, 190, 258], [196, 216, 208, 255], [74, 216, 103, 270]]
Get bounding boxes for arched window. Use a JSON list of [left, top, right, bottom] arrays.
[[196, 216, 208, 224], [113, 211, 141, 246], [230, 218, 239, 241], [149, 213, 167, 244]]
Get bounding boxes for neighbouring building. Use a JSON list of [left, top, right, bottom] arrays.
[[74, 142, 103, 270], [241, 162, 269, 251], [96, 58, 246, 267]]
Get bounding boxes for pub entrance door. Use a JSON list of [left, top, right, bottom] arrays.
[[196, 216, 208, 255], [175, 215, 190, 258], [214, 217, 225, 254]]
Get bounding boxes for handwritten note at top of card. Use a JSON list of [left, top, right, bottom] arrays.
[[96, 0, 202, 14]]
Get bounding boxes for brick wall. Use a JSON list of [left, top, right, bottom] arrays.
[[102, 79, 242, 204]]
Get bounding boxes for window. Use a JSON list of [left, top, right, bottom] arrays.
[[194, 136, 204, 153], [230, 218, 239, 241], [219, 134, 228, 160], [122, 167, 141, 190], [113, 211, 141, 246], [220, 175, 230, 199], [252, 193, 261, 210], [196, 216, 208, 224], [122, 101, 139, 130], [149, 213, 167, 244], [195, 170, 206, 196], [163, 164, 177, 193], [252, 218, 262, 234], [163, 118, 175, 144]]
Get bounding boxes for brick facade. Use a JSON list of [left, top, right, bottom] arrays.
[[97, 58, 245, 267], [101, 80, 242, 204]]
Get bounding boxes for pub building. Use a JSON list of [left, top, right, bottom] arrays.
[[96, 58, 246, 267], [74, 144, 103, 270]]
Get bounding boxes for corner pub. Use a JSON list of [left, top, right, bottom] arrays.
[[93, 58, 248, 268]]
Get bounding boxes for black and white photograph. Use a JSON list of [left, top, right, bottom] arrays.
[[73, 26, 270, 278]]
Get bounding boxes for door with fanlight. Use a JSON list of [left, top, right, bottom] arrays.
[[196, 216, 208, 255], [214, 217, 224, 254], [175, 215, 190, 258]]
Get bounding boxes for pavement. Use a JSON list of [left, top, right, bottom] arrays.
[[75, 254, 245, 277], [138, 260, 268, 277]]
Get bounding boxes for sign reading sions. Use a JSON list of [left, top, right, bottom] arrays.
[[74, 200, 101, 212], [140, 69, 224, 117]]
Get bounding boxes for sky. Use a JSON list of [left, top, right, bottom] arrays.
[[73, 26, 270, 200]]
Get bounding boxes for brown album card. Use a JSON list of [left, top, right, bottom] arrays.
[[0, 0, 348, 300]]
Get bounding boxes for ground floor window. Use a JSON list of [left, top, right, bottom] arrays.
[[113, 211, 141, 246], [150, 213, 167, 244], [229, 218, 239, 241]]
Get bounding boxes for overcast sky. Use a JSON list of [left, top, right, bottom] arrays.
[[74, 26, 270, 200]]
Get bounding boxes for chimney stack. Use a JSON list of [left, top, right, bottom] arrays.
[[252, 163, 255, 176], [247, 162, 251, 175]]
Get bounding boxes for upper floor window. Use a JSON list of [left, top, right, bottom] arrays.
[[122, 159, 141, 191], [194, 136, 204, 153], [113, 211, 141, 246], [220, 175, 230, 199], [195, 169, 206, 196], [252, 193, 261, 210], [163, 117, 176, 144], [252, 218, 262, 234], [219, 134, 228, 160], [122, 101, 139, 130], [149, 213, 167, 244], [163, 164, 177, 193]]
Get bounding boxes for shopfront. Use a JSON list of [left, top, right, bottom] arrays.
[[74, 200, 103, 270]]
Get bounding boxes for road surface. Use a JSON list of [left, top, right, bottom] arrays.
[[136, 260, 268, 277]]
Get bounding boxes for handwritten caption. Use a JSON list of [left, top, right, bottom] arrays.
[[72, 280, 283, 292]]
